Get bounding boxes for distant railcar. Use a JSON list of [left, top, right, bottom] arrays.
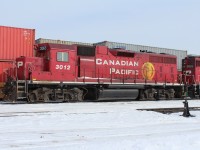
[[181, 56, 200, 98]]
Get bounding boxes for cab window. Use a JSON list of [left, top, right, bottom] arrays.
[[57, 52, 68, 62]]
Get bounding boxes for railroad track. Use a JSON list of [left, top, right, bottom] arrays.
[[137, 107, 200, 114], [0, 97, 198, 104]]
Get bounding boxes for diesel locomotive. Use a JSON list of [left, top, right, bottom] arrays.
[[2, 43, 199, 102]]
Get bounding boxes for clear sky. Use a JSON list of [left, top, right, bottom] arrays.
[[1, 0, 200, 54]]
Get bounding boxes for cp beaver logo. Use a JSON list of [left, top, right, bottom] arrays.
[[142, 62, 155, 80]]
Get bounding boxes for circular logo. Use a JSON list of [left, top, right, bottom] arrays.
[[142, 62, 155, 80]]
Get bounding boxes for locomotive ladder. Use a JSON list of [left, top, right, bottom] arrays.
[[16, 80, 28, 100]]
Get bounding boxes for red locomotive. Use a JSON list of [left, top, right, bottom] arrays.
[[3, 43, 192, 102], [181, 56, 200, 97]]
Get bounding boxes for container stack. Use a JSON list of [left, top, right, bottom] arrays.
[[0, 26, 35, 83]]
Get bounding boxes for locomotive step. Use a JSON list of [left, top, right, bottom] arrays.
[[17, 86, 25, 90]]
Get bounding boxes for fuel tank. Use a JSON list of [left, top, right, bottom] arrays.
[[98, 89, 139, 100]]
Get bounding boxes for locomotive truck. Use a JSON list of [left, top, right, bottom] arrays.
[[2, 43, 199, 103]]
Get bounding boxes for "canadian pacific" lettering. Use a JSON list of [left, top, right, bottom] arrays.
[[96, 59, 139, 66], [96, 58, 139, 75]]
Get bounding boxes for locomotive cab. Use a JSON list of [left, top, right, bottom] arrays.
[[182, 56, 200, 98], [16, 43, 77, 81]]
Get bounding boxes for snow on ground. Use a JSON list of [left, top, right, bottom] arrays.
[[0, 100, 200, 150]]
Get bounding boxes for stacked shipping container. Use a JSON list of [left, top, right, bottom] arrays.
[[0, 26, 35, 82]]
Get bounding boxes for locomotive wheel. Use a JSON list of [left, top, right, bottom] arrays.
[[63, 88, 83, 102], [142, 88, 156, 100], [165, 93, 169, 99], [5, 92, 17, 102], [64, 92, 75, 102], [73, 88, 83, 101], [28, 93, 36, 103]]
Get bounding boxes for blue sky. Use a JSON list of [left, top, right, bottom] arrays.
[[1, 0, 200, 54]]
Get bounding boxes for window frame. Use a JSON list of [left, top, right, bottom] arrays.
[[57, 52, 69, 62]]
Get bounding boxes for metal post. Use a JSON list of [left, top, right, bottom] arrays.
[[134, 72, 136, 83], [123, 67, 124, 84], [182, 99, 192, 117], [98, 68, 99, 84], [155, 70, 157, 84], [110, 68, 112, 84], [84, 68, 85, 83], [182, 83, 194, 117]]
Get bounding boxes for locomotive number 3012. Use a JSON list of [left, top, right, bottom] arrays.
[[55, 65, 71, 70]]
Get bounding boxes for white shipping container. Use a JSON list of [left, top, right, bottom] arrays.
[[36, 38, 93, 46]]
